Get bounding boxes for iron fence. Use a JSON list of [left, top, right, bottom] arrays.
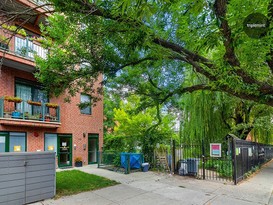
[[175, 137, 273, 184], [175, 143, 233, 182], [232, 138, 273, 184]]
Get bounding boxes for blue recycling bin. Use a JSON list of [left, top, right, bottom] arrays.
[[120, 153, 143, 170]]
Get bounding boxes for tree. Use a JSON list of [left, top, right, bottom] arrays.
[[34, 0, 273, 110], [180, 90, 273, 142], [103, 94, 176, 162]]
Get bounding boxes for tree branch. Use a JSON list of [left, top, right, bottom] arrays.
[[214, 0, 240, 67]]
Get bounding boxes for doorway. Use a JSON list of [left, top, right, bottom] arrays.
[[88, 134, 98, 164], [58, 135, 72, 167]]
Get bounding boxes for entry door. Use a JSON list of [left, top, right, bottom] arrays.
[[88, 134, 98, 164], [0, 133, 8, 153], [58, 135, 72, 167]]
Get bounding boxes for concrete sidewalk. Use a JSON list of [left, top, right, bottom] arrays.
[[32, 160, 273, 205]]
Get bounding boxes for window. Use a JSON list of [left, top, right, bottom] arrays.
[[80, 94, 91, 115], [0, 132, 26, 152], [0, 42, 9, 50], [15, 78, 48, 115], [45, 133, 57, 153]]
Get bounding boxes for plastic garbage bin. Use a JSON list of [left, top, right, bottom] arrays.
[[178, 160, 188, 176], [142, 163, 149, 172]]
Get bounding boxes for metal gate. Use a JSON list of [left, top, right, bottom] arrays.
[[175, 142, 233, 183], [175, 136, 273, 184], [0, 152, 56, 205]]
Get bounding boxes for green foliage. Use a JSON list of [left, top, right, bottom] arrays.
[[204, 159, 233, 178], [34, 0, 273, 146], [243, 165, 260, 178], [2, 24, 27, 37], [103, 94, 176, 162]]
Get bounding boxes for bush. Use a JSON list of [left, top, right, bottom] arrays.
[[204, 158, 233, 178]]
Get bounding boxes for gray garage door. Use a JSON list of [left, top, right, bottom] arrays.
[[0, 152, 56, 205]]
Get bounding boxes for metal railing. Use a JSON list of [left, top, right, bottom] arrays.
[[0, 97, 60, 123], [14, 36, 47, 59], [232, 138, 273, 184], [0, 33, 47, 60]]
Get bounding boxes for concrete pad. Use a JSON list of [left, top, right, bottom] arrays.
[[94, 184, 146, 203], [128, 180, 170, 192], [206, 195, 261, 205], [269, 192, 273, 205], [36, 192, 115, 205], [118, 192, 183, 205], [152, 185, 215, 204]]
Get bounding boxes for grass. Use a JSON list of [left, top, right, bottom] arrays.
[[56, 170, 119, 198]]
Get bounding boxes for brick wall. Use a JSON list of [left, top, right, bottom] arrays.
[[0, 66, 104, 167]]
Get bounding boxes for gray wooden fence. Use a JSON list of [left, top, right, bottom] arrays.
[[0, 152, 56, 205]]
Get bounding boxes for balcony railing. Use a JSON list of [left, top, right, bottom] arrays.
[[14, 36, 47, 59], [0, 32, 47, 60], [0, 97, 60, 123], [29, 0, 53, 11]]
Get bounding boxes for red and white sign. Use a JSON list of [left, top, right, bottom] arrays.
[[210, 143, 221, 157]]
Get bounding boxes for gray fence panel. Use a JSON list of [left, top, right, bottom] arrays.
[[0, 152, 56, 205]]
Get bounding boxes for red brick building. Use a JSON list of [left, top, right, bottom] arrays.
[[0, 0, 103, 168]]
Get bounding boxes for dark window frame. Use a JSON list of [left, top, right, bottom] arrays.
[[80, 93, 92, 115], [0, 132, 27, 152]]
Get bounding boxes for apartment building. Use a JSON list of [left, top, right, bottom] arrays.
[[0, 0, 103, 168]]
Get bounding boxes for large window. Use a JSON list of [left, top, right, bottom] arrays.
[[15, 78, 48, 115], [0, 132, 26, 152], [80, 94, 91, 115], [44, 133, 57, 153]]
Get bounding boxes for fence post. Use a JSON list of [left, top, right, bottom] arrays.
[[232, 137, 237, 185], [125, 154, 130, 174], [202, 140, 205, 180], [97, 151, 100, 168], [0, 98, 4, 118], [172, 139, 175, 174]]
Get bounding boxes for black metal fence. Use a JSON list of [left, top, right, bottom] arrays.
[[175, 143, 233, 182], [232, 138, 273, 184], [175, 137, 273, 184]]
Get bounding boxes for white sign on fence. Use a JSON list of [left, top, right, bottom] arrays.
[[210, 143, 222, 157]]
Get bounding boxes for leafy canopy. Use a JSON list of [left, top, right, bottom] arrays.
[[36, 0, 273, 109]]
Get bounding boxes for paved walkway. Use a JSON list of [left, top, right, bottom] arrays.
[[32, 160, 273, 205]]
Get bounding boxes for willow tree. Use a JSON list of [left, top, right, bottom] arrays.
[[180, 90, 273, 143]]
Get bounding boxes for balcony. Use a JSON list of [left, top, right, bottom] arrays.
[[0, 35, 47, 60], [0, 97, 60, 128], [14, 36, 47, 59], [0, 30, 48, 72]]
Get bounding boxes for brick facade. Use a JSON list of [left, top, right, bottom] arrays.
[[0, 57, 103, 168]]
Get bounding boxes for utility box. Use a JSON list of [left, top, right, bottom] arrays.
[[0, 152, 56, 205]]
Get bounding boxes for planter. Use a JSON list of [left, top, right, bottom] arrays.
[[27, 100, 42, 106], [45, 103, 58, 108], [75, 161, 83, 167], [12, 111, 21, 118], [4, 96, 22, 103]]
